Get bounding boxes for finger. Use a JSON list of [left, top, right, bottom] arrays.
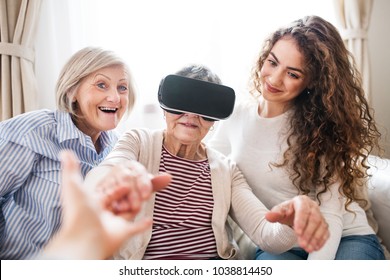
[[299, 218, 329, 252], [97, 176, 117, 195], [265, 211, 284, 222], [60, 150, 81, 184], [265, 203, 288, 222], [110, 172, 172, 215], [114, 211, 138, 221], [101, 186, 130, 211], [151, 172, 172, 192], [314, 221, 330, 250], [125, 161, 153, 199], [308, 221, 330, 251], [114, 165, 143, 213], [291, 196, 311, 236], [123, 218, 153, 237], [295, 201, 323, 251], [60, 150, 83, 203], [265, 201, 294, 225], [97, 165, 142, 215], [59, 150, 90, 231], [102, 217, 153, 259]]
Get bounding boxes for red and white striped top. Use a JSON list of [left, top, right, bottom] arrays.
[[143, 146, 218, 260]]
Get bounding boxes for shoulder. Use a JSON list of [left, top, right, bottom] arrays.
[[235, 96, 258, 113], [0, 109, 56, 143], [115, 128, 164, 155], [225, 96, 258, 124], [206, 145, 237, 169], [120, 127, 163, 141], [206, 145, 247, 183]]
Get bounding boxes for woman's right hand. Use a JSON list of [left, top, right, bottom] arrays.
[[265, 195, 329, 253]]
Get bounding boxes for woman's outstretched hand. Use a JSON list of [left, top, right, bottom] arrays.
[[265, 195, 329, 253]]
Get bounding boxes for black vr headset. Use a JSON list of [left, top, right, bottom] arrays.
[[158, 74, 236, 121]]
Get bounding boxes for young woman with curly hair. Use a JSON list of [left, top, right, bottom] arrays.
[[209, 15, 385, 260]]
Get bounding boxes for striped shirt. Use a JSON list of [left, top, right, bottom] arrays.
[[143, 146, 218, 260], [0, 109, 117, 259]]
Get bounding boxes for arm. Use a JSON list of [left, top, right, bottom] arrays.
[[230, 164, 329, 254], [229, 165, 297, 254], [43, 151, 170, 259], [0, 139, 36, 197]]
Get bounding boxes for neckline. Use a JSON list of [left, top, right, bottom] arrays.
[[162, 145, 208, 163]]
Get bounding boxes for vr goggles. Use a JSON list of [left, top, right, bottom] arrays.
[[158, 74, 236, 121]]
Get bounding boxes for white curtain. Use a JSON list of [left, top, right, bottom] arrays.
[[333, 0, 373, 103], [34, 0, 79, 111], [0, 0, 42, 120]]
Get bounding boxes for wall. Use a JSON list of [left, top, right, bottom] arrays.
[[369, 0, 390, 157]]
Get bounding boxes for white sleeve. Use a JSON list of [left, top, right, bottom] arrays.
[[229, 164, 298, 254]]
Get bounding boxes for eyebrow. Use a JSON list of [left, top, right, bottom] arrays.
[[94, 73, 128, 82], [94, 73, 111, 80], [270, 52, 305, 74]]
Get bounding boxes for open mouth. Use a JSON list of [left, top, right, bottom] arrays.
[[99, 106, 118, 113]]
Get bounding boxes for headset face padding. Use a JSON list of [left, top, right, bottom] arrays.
[[158, 75, 236, 121]]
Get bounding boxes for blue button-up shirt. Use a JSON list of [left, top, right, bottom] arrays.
[[0, 109, 118, 259]]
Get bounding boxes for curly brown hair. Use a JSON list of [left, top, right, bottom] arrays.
[[250, 15, 381, 210]]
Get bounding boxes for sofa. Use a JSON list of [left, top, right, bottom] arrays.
[[367, 156, 390, 259], [232, 155, 390, 260]]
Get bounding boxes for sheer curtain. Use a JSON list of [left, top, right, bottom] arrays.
[[34, 0, 86, 111], [0, 0, 42, 120], [333, 0, 373, 103]]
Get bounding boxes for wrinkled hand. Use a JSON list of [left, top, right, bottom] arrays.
[[43, 150, 171, 259], [96, 161, 171, 220], [265, 195, 329, 253]]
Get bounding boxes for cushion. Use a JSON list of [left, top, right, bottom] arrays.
[[367, 156, 390, 258], [229, 217, 257, 259]]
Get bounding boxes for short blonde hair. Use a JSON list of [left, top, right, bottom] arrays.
[[56, 47, 136, 115]]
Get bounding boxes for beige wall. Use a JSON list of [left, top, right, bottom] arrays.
[[369, 0, 390, 157]]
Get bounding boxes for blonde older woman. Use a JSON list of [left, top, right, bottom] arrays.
[[0, 47, 142, 259]]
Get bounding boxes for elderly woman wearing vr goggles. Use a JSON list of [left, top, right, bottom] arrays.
[[85, 64, 329, 260]]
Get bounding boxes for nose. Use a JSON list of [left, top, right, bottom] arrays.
[[106, 88, 120, 103], [268, 68, 283, 87], [184, 113, 199, 119]]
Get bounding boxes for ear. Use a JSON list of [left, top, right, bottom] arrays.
[[67, 92, 77, 103], [307, 80, 315, 91]]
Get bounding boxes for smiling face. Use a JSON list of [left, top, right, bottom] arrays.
[[72, 65, 129, 143], [259, 37, 309, 115], [165, 112, 214, 145], [163, 111, 214, 160]]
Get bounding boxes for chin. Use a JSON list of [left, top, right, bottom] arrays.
[[100, 123, 117, 131]]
